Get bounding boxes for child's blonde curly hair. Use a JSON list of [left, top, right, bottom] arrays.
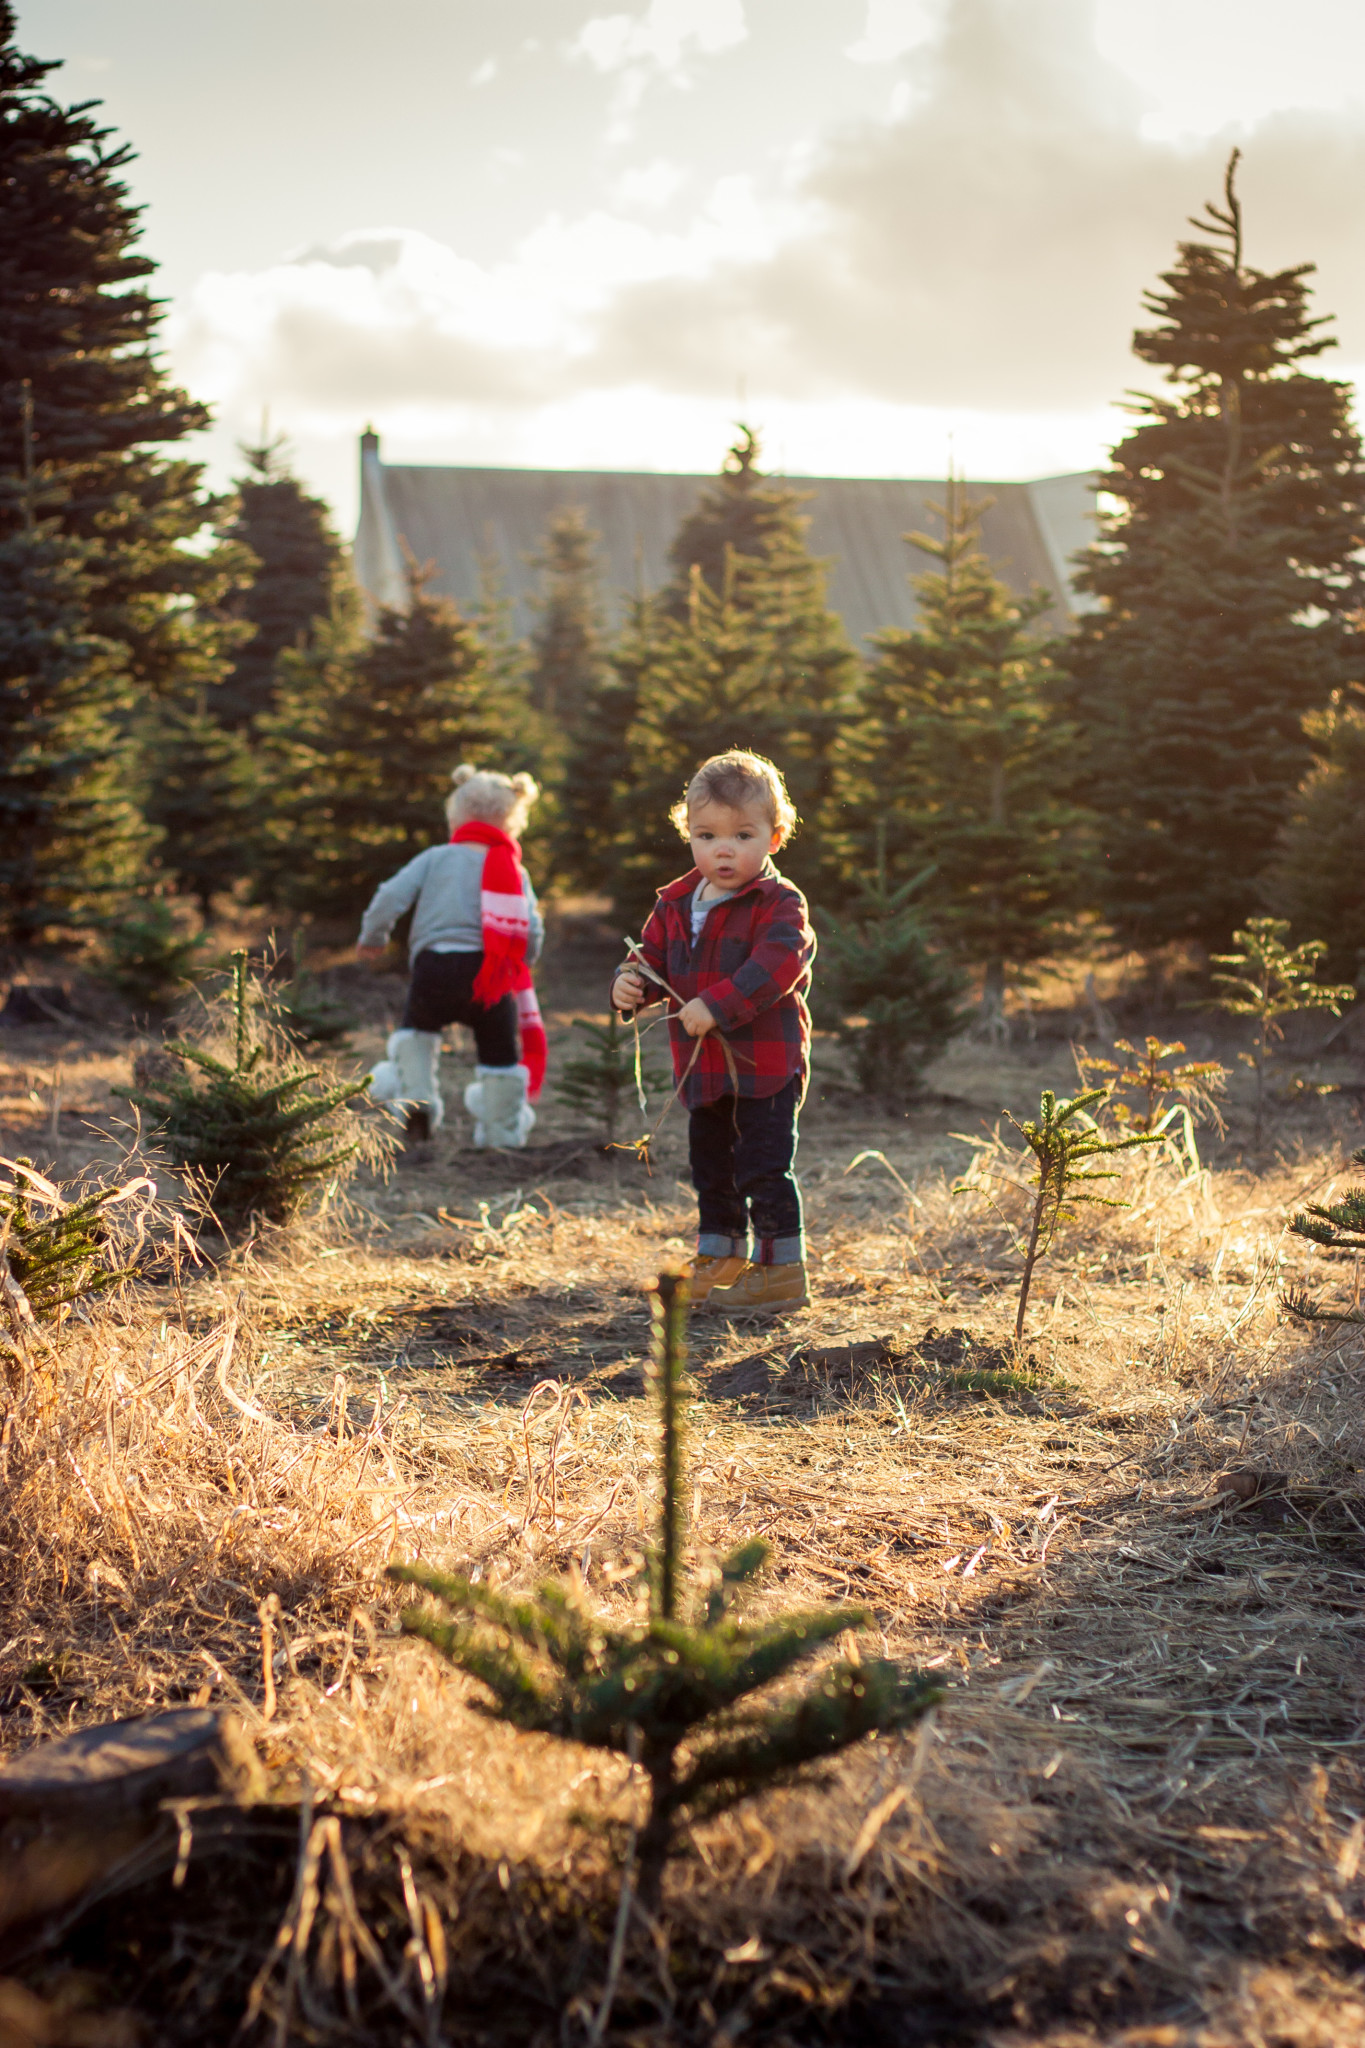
[[446, 764, 540, 837], [668, 750, 797, 846]]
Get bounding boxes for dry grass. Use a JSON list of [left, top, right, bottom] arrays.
[[0, 1009, 1363, 2045]]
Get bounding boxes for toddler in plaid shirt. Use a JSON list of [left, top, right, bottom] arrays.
[[611, 750, 814, 1314]]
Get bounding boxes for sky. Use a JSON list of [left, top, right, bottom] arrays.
[[17, 0, 1365, 532]]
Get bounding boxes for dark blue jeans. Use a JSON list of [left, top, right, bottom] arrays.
[[689, 1079, 804, 1266]]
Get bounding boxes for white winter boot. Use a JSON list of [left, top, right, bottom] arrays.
[[369, 1029, 444, 1140], [463, 1064, 535, 1148]]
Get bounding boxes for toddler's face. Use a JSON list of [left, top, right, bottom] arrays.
[[688, 797, 779, 894]]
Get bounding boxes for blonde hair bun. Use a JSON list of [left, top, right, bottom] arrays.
[[446, 764, 540, 833]]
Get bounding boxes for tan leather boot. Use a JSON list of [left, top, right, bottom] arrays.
[[708, 1261, 809, 1313], [687, 1253, 747, 1304]]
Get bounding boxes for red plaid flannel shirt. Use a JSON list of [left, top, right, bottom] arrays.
[[629, 862, 815, 1108]]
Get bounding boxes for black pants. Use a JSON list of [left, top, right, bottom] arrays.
[[688, 1079, 804, 1265], [401, 950, 519, 1066]]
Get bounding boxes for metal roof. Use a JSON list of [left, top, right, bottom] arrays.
[[353, 434, 1097, 647]]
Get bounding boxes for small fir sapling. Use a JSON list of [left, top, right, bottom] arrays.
[[97, 898, 210, 1016], [1076, 1036, 1226, 1172], [1209, 918, 1355, 1147], [1281, 1147, 1365, 1325], [819, 845, 968, 1102], [125, 951, 381, 1233], [390, 1269, 942, 1910], [552, 1013, 668, 1146], [959, 1088, 1162, 1338], [0, 1154, 150, 1332]]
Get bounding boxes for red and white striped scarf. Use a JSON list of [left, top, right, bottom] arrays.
[[449, 820, 546, 1099]]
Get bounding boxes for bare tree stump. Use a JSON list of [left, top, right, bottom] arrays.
[[0, 1709, 247, 1935]]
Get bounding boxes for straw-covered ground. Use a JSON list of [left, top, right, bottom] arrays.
[[0, 955, 1362, 2047]]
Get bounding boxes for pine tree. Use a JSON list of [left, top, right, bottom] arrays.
[[253, 565, 517, 921], [1263, 686, 1365, 989], [139, 698, 255, 918], [1059, 151, 1365, 955], [552, 591, 648, 899], [846, 478, 1088, 1025], [391, 1270, 942, 1914], [0, 523, 148, 945], [819, 853, 968, 1101], [0, 7, 250, 704], [126, 952, 381, 1234], [608, 448, 858, 921], [661, 425, 802, 617], [618, 429, 859, 910], [214, 436, 347, 731], [526, 506, 607, 726]]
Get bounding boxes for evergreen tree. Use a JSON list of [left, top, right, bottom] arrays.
[[1059, 151, 1365, 954], [0, 6, 249, 704], [1264, 686, 1365, 989], [214, 436, 346, 730], [0, 523, 148, 945], [253, 564, 518, 920], [552, 591, 647, 899], [611, 432, 859, 920], [819, 857, 968, 1101], [525, 505, 607, 725], [661, 425, 802, 617], [138, 699, 254, 919], [846, 478, 1088, 1024]]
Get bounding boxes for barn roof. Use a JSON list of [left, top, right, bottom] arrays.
[[353, 432, 1097, 647]]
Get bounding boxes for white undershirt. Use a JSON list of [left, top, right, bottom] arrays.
[[691, 883, 735, 940]]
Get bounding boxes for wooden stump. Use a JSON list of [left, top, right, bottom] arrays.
[[0, 1709, 246, 1936]]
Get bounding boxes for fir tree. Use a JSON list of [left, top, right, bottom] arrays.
[[215, 436, 347, 731], [1208, 916, 1353, 1146], [847, 477, 1088, 1026], [0, 523, 148, 945], [126, 952, 381, 1234], [617, 429, 859, 909], [1059, 151, 1365, 954], [139, 697, 254, 918], [1264, 685, 1365, 989], [552, 590, 648, 899], [553, 1012, 668, 1145], [661, 425, 801, 617], [819, 854, 968, 1101], [391, 1270, 942, 1914], [526, 505, 607, 726], [253, 564, 516, 920], [0, 6, 250, 704]]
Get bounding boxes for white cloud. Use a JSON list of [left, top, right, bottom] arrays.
[[470, 57, 498, 87], [611, 158, 689, 209], [571, 0, 748, 75], [167, 0, 1365, 528], [845, 0, 938, 65]]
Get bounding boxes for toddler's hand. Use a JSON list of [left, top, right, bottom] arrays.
[[356, 945, 387, 965], [678, 997, 716, 1039], [612, 969, 646, 1012]]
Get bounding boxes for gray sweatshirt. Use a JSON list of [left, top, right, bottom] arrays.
[[357, 843, 544, 966]]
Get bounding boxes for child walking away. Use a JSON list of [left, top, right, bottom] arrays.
[[358, 766, 547, 1148], [612, 750, 814, 1313]]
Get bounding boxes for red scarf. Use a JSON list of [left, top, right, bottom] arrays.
[[449, 820, 546, 1099]]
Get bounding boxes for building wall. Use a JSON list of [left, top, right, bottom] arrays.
[[354, 435, 1097, 647]]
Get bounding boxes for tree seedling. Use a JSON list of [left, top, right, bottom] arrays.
[[126, 951, 380, 1233], [820, 857, 967, 1102], [1282, 1146, 1365, 1325], [1076, 1036, 1226, 1174], [553, 1013, 667, 1147], [958, 1087, 1162, 1338], [391, 1269, 943, 1913], [1209, 919, 1355, 1148]]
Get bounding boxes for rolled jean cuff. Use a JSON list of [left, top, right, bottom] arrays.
[[697, 1232, 748, 1259], [757, 1233, 805, 1266]]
